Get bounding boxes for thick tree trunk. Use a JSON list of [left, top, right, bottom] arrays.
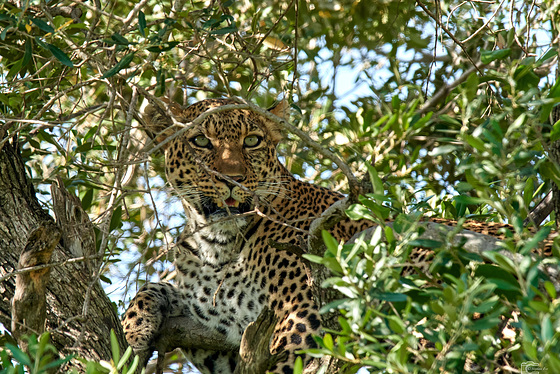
[[0, 141, 128, 370]]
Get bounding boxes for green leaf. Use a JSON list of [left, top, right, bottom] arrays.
[[146, 41, 180, 53], [464, 134, 486, 152], [438, 114, 461, 126], [109, 205, 123, 231], [365, 163, 384, 195], [117, 346, 132, 370], [322, 333, 334, 351], [537, 48, 557, 63], [470, 314, 501, 330], [539, 161, 560, 187], [210, 25, 237, 35], [541, 314, 553, 342], [319, 298, 349, 314], [486, 278, 520, 291], [111, 32, 132, 45], [293, 356, 303, 374], [453, 195, 485, 205], [529, 300, 550, 313], [407, 238, 442, 249], [41, 354, 75, 370], [520, 226, 551, 254], [470, 296, 499, 314], [138, 11, 146, 37], [81, 188, 94, 210], [99, 274, 112, 284], [6, 344, 32, 366], [481, 48, 511, 63], [429, 301, 445, 315], [540, 78, 560, 122], [345, 203, 375, 221], [125, 354, 139, 374], [523, 177, 535, 211], [102, 52, 135, 78], [1, 27, 10, 41], [110, 329, 120, 364], [377, 292, 408, 302], [429, 145, 458, 157], [551, 119, 560, 142], [464, 72, 479, 101], [387, 315, 405, 334], [322, 230, 340, 255], [301, 254, 323, 264], [479, 253, 517, 275], [31, 18, 55, 33], [21, 39, 32, 70], [544, 281, 557, 300], [47, 44, 73, 67]]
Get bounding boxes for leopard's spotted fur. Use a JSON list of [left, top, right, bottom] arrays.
[[122, 98, 371, 373]]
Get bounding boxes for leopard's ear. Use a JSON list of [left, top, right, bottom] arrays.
[[268, 99, 290, 119], [143, 97, 183, 147], [265, 99, 290, 145]]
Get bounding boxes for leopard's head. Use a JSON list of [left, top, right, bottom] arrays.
[[144, 98, 288, 229]]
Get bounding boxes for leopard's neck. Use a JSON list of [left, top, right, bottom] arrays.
[[263, 176, 345, 231]]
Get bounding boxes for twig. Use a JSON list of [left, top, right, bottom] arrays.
[[462, 0, 507, 43], [0, 254, 104, 283], [419, 62, 484, 114], [291, 0, 299, 96], [416, 0, 481, 74]]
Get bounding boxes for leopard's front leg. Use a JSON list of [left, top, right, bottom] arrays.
[[123, 282, 240, 373], [122, 282, 180, 364]]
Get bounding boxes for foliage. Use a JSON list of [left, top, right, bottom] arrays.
[[0, 331, 141, 374], [305, 203, 560, 372], [0, 332, 73, 373], [1, 0, 560, 372]]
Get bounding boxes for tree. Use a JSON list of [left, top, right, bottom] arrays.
[[1, 0, 559, 373]]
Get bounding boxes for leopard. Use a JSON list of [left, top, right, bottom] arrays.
[[121, 97, 555, 373], [122, 97, 372, 374]]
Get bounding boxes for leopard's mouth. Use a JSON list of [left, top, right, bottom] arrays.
[[217, 197, 239, 208], [201, 199, 252, 217]]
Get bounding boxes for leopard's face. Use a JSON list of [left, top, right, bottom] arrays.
[[157, 99, 284, 223]]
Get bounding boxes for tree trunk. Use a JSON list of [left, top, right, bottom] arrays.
[[0, 141, 128, 371]]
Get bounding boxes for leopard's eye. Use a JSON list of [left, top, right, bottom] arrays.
[[191, 135, 211, 148], [244, 135, 262, 148]]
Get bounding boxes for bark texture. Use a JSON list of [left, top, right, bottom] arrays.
[[0, 141, 127, 370]]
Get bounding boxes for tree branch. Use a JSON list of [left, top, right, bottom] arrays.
[[234, 307, 285, 374], [11, 222, 61, 350], [524, 190, 553, 227]]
